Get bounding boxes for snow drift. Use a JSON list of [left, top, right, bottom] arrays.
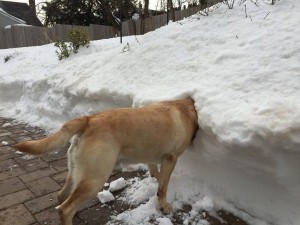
[[0, 0, 300, 224]]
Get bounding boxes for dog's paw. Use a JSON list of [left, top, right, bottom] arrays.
[[161, 202, 173, 214]]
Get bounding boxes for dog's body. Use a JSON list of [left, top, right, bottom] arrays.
[[13, 99, 198, 225]]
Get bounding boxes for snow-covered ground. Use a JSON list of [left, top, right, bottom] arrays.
[[1, 0, 300, 224]]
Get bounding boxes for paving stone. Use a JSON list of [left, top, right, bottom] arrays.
[[34, 209, 83, 225], [14, 154, 39, 163], [25, 191, 59, 214], [49, 159, 68, 172], [24, 126, 45, 134], [0, 136, 16, 146], [0, 177, 27, 197], [30, 133, 46, 140], [77, 203, 114, 225], [78, 197, 101, 212], [0, 158, 18, 173], [19, 158, 49, 172], [72, 216, 85, 225], [0, 128, 10, 133], [19, 167, 58, 183], [10, 135, 33, 142], [26, 177, 61, 197], [0, 151, 18, 161], [41, 148, 67, 163], [73, 217, 86, 225], [0, 166, 27, 181], [34, 207, 61, 225], [0, 189, 35, 210], [5, 127, 28, 134], [0, 131, 12, 137], [51, 171, 68, 185], [0, 145, 15, 154], [0, 204, 36, 225]]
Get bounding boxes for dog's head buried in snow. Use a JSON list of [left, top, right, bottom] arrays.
[[13, 99, 198, 225]]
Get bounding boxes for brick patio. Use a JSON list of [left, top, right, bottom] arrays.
[[0, 117, 140, 225], [0, 117, 248, 225]]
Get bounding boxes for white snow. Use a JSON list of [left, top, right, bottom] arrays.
[[1, 141, 8, 145], [123, 176, 158, 205], [2, 122, 12, 128], [156, 218, 173, 225], [132, 13, 140, 21], [109, 177, 126, 192], [97, 178, 127, 203], [191, 196, 214, 214], [0, 0, 300, 225], [97, 190, 115, 204], [113, 196, 160, 225]]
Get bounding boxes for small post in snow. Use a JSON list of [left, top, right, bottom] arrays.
[[120, 0, 123, 43], [166, 0, 169, 24]]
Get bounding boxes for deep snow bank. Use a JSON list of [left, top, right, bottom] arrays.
[[1, 0, 300, 224]]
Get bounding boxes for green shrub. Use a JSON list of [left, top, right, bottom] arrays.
[[67, 28, 90, 53], [54, 41, 70, 60], [55, 27, 90, 60]]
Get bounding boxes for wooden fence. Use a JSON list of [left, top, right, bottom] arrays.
[[0, 1, 222, 49]]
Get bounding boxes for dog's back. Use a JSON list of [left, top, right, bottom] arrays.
[[79, 99, 198, 163]]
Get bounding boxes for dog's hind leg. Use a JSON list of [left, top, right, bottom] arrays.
[[148, 163, 160, 180], [58, 174, 73, 204], [58, 142, 120, 225], [58, 178, 101, 225], [157, 153, 177, 214], [58, 136, 78, 204]]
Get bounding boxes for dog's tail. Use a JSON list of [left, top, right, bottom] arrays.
[[13, 117, 88, 155]]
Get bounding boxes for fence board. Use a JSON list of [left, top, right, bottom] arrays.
[[160, 14, 168, 27], [3, 28, 13, 48], [24, 26, 34, 47], [0, 29, 4, 49], [90, 24, 96, 39], [154, 15, 161, 30], [122, 20, 130, 37], [175, 10, 181, 21], [36, 27, 51, 46], [12, 26, 26, 48], [134, 20, 141, 35]]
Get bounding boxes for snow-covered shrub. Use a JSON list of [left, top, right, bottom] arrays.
[[224, 0, 235, 9], [54, 27, 90, 60], [54, 41, 70, 60], [4, 51, 19, 63]]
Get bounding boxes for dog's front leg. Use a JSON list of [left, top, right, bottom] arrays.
[[157, 154, 177, 214]]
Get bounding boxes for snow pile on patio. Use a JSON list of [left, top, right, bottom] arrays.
[[0, 0, 300, 224]]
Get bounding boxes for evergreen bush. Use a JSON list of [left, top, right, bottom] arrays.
[[67, 28, 90, 53], [55, 27, 90, 60]]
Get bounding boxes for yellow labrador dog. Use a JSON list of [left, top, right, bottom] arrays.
[[13, 99, 198, 225]]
